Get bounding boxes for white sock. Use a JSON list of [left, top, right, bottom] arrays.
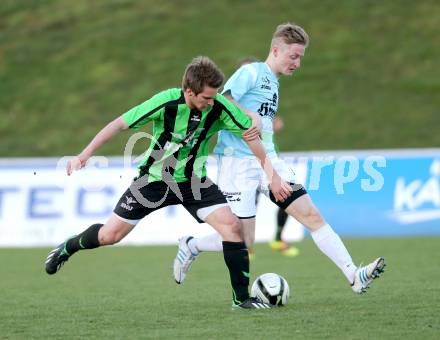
[[190, 233, 223, 252], [311, 224, 357, 283]]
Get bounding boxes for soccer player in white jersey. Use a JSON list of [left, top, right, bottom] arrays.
[[173, 23, 386, 294]]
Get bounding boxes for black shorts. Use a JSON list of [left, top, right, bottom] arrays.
[[268, 183, 308, 210], [113, 177, 227, 224]]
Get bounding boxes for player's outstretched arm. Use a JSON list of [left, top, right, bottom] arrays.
[[245, 138, 293, 202], [67, 116, 129, 175]]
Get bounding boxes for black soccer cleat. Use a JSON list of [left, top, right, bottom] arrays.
[[232, 297, 276, 310], [45, 242, 71, 275]]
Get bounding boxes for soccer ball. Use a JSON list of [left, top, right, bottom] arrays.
[[251, 273, 290, 306]]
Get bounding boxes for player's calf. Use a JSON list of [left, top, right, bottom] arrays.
[[44, 223, 103, 275]]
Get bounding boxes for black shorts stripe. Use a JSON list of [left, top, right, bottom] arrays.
[[238, 215, 256, 220]]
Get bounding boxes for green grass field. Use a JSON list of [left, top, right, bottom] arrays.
[[1, 0, 439, 157], [0, 238, 438, 339]]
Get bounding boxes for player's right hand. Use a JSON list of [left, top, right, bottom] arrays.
[[66, 156, 86, 176], [243, 125, 260, 141], [270, 173, 293, 202]]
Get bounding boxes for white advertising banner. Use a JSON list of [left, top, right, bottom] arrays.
[[0, 156, 306, 247]]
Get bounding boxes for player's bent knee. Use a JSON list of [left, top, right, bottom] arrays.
[[228, 216, 242, 236], [98, 230, 124, 245], [98, 234, 114, 246], [221, 215, 243, 241]]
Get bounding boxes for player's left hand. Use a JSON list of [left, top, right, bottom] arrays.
[[270, 173, 293, 202]]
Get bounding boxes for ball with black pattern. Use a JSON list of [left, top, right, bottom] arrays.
[[251, 272, 290, 306]]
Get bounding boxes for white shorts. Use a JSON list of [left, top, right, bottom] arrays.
[[216, 155, 304, 218]]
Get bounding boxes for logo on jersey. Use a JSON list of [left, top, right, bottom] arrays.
[[165, 128, 205, 152], [257, 93, 278, 119], [260, 76, 271, 90], [190, 114, 201, 122], [171, 132, 185, 140], [164, 141, 181, 153], [223, 191, 241, 202], [121, 195, 136, 210]]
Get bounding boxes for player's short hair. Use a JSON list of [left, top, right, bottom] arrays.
[[271, 22, 309, 48], [182, 56, 224, 95]]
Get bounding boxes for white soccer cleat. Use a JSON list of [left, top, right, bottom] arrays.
[[173, 236, 199, 284], [351, 257, 386, 294]]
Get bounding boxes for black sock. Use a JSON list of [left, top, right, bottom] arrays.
[[275, 209, 288, 241], [65, 223, 103, 255], [222, 241, 250, 304]]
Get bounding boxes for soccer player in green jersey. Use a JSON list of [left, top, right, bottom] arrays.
[[174, 24, 386, 295], [44, 56, 292, 309]]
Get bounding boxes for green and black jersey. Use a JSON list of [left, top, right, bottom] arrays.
[[122, 88, 252, 182]]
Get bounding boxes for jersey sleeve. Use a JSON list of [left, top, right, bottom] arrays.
[[216, 94, 252, 137], [222, 63, 258, 101], [122, 90, 171, 130]]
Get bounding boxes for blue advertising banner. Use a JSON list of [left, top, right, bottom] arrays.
[[290, 150, 440, 237], [0, 149, 439, 246]]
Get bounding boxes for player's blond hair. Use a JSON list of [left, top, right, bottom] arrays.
[[271, 22, 309, 48], [182, 56, 224, 95]]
